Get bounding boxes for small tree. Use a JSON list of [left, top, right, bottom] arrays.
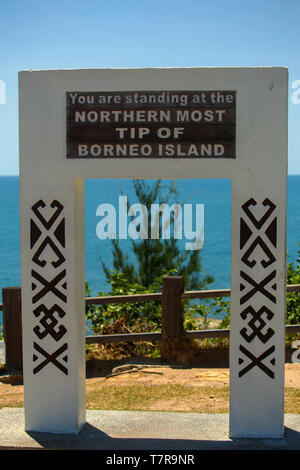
[[85, 179, 214, 359], [101, 179, 213, 290]]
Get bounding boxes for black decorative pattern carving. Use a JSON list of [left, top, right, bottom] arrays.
[[30, 199, 68, 375], [33, 304, 67, 341], [239, 197, 277, 379], [241, 236, 276, 268], [31, 269, 67, 304], [33, 342, 68, 375], [240, 270, 277, 305], [32, 236, 65, 268], [239, 345, 275, 379], [240, 306, 274, 344], [241, 198, 276, 230], [31, 200, 64, 230]]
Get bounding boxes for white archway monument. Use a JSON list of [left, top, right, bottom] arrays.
[[19, 67, 288, 438]]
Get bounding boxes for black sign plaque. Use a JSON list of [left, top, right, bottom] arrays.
[[66, 90, 236, 159]]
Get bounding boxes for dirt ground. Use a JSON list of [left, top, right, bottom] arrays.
[[86, 363, 300, 387], [0, 364, 299, 410]]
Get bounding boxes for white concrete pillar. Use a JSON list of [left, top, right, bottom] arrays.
[[230, 179, 287, 437], [19, 175, 86, 433], [228, 68, 288, 437]]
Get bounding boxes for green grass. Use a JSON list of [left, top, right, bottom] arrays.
[[86, 384, 300, 414], [1, 382, 299, 414], [86, 384, 229, 413]]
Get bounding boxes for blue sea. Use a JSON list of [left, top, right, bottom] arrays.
[[0, 176, 299, 324]]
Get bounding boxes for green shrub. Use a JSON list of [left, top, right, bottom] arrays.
[[286, 243, 300, 325]]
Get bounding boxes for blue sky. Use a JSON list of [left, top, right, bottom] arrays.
[[0, 0, 299, 174]]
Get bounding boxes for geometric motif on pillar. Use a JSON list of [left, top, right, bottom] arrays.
[[239, 198, 277, 379], [238, 344, 275, 379], [30, 199, 68, 375]]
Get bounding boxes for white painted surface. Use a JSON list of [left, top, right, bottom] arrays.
[[19, 67, 288, 435]]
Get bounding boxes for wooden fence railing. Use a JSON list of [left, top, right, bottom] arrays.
[[1, 278, 300, 370]]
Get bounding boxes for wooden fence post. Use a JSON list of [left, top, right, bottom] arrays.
[[161, 276, 184, 362], [2, 287, 22, 370]]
